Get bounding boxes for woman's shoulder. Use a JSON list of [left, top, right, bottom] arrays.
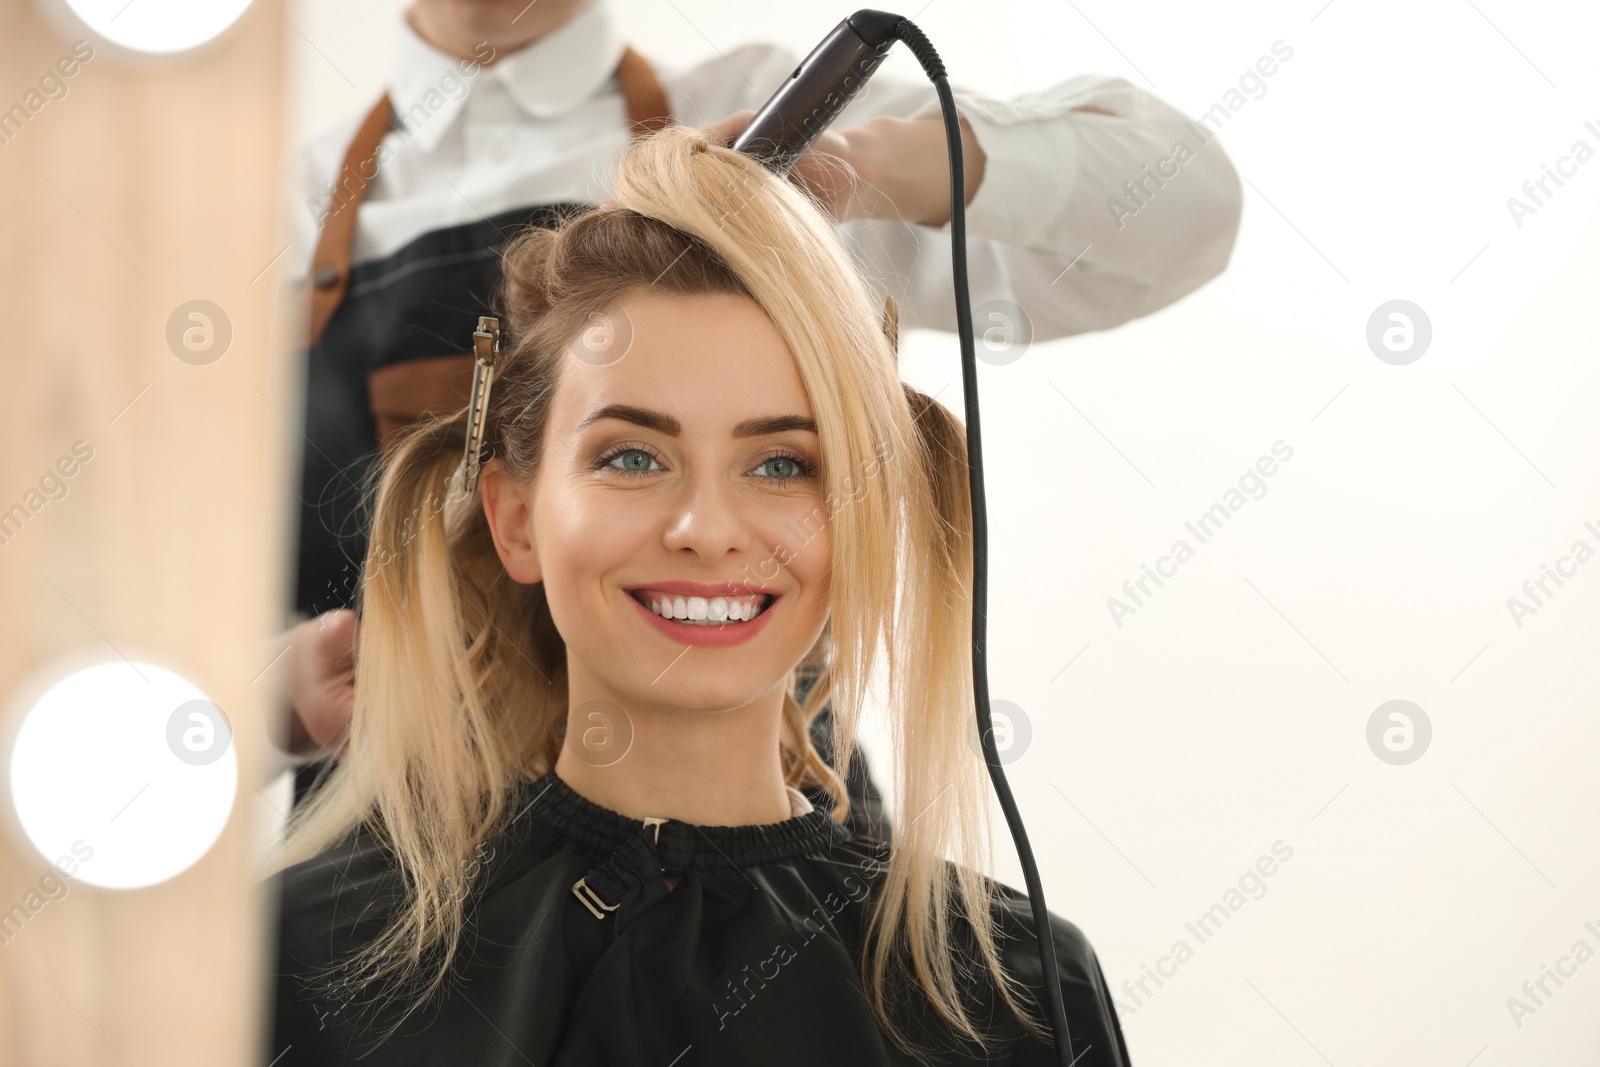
[[980, 877, 1133, 1066], [268, 821, 407, 970], [821, 841, 1114, 988], [823, 844, 1131, 1064], [985, 879, 1107, 983], [270, 806, 570, 947]]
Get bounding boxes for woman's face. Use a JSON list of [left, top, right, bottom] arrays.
[[483, 290, 832, 716]]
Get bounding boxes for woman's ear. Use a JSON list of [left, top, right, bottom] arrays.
[[481, 460, 542, 584]]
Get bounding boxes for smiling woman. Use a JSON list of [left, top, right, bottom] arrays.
[[481, 289, 833, 672], [264, 122, 1129, 1065]]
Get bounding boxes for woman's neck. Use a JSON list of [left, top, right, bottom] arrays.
[[553, 668, 795, 827]]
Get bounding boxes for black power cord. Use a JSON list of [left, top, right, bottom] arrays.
[[734, 13, 1079, 1065]]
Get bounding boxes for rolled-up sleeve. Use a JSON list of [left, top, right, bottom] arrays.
[[669, 43, 1242, 342], [842, 72, 1243, 340]]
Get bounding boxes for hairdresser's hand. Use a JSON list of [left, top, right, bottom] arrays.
[[283, 609, 357, 758], [700, 107, 987, 228]]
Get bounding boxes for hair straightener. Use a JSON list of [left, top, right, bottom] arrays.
[[732, 13, 1081, 1065]]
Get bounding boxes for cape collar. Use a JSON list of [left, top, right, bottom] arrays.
[[518, 767, 850, 870]]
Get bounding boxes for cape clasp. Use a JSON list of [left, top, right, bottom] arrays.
[[571, 876, 621, 920], [571, 817, 670, 920]]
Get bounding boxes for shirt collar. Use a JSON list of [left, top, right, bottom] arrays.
[[390, 0, 625, 154], [787, 785, 816, 816], [494, 0, 626, 118]]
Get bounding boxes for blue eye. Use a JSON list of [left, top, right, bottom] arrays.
[[752, 454, 815, 485], [600, 447, 662, 477]]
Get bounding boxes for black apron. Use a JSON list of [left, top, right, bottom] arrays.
[[287, 50, 890, 843]]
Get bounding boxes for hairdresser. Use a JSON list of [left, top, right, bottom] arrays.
[[270, 0, 1243, 833]]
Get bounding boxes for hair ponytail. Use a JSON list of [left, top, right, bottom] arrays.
[[274, 406, 564, 1024], [903, 381, 974, 600]]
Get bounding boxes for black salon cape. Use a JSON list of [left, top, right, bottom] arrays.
[[267, 769, 1131, 1066]]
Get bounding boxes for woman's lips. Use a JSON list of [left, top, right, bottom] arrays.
[[629, 589, 772, 622], [623, 580, 779, 598], [625, 588, 779, 648]]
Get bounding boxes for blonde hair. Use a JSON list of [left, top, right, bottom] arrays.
[[268, 123, 1050, 1058]]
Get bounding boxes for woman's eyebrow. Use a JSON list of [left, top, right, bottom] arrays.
[[578, 404, 818, 439]]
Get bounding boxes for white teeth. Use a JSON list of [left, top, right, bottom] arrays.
[[639, 592, 769, 625]]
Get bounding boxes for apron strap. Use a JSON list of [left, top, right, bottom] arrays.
[[303, 44, 674, 350], [617, 44, 672, 136], [305, 94, 394, 349]]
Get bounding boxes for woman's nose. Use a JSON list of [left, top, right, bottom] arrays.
[[659, 457, 756, 557]]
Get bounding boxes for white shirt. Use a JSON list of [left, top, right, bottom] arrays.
[[787, 785, 815, 817], [291, 0, 1242, 341]]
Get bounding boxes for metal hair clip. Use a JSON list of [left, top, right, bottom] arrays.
[[462, 316, 500, 493]]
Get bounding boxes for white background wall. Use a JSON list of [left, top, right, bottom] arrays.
[[282, 2, 1600, 1064]]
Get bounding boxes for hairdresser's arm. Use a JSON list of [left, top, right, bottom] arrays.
[[843, 74, 1243, 340], [678, 47, 1242, 341], [902, 79, 1238, 339]]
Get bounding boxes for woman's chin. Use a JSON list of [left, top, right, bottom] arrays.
[[664, 687, 781, 716], [606, 674, 788, 718]]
